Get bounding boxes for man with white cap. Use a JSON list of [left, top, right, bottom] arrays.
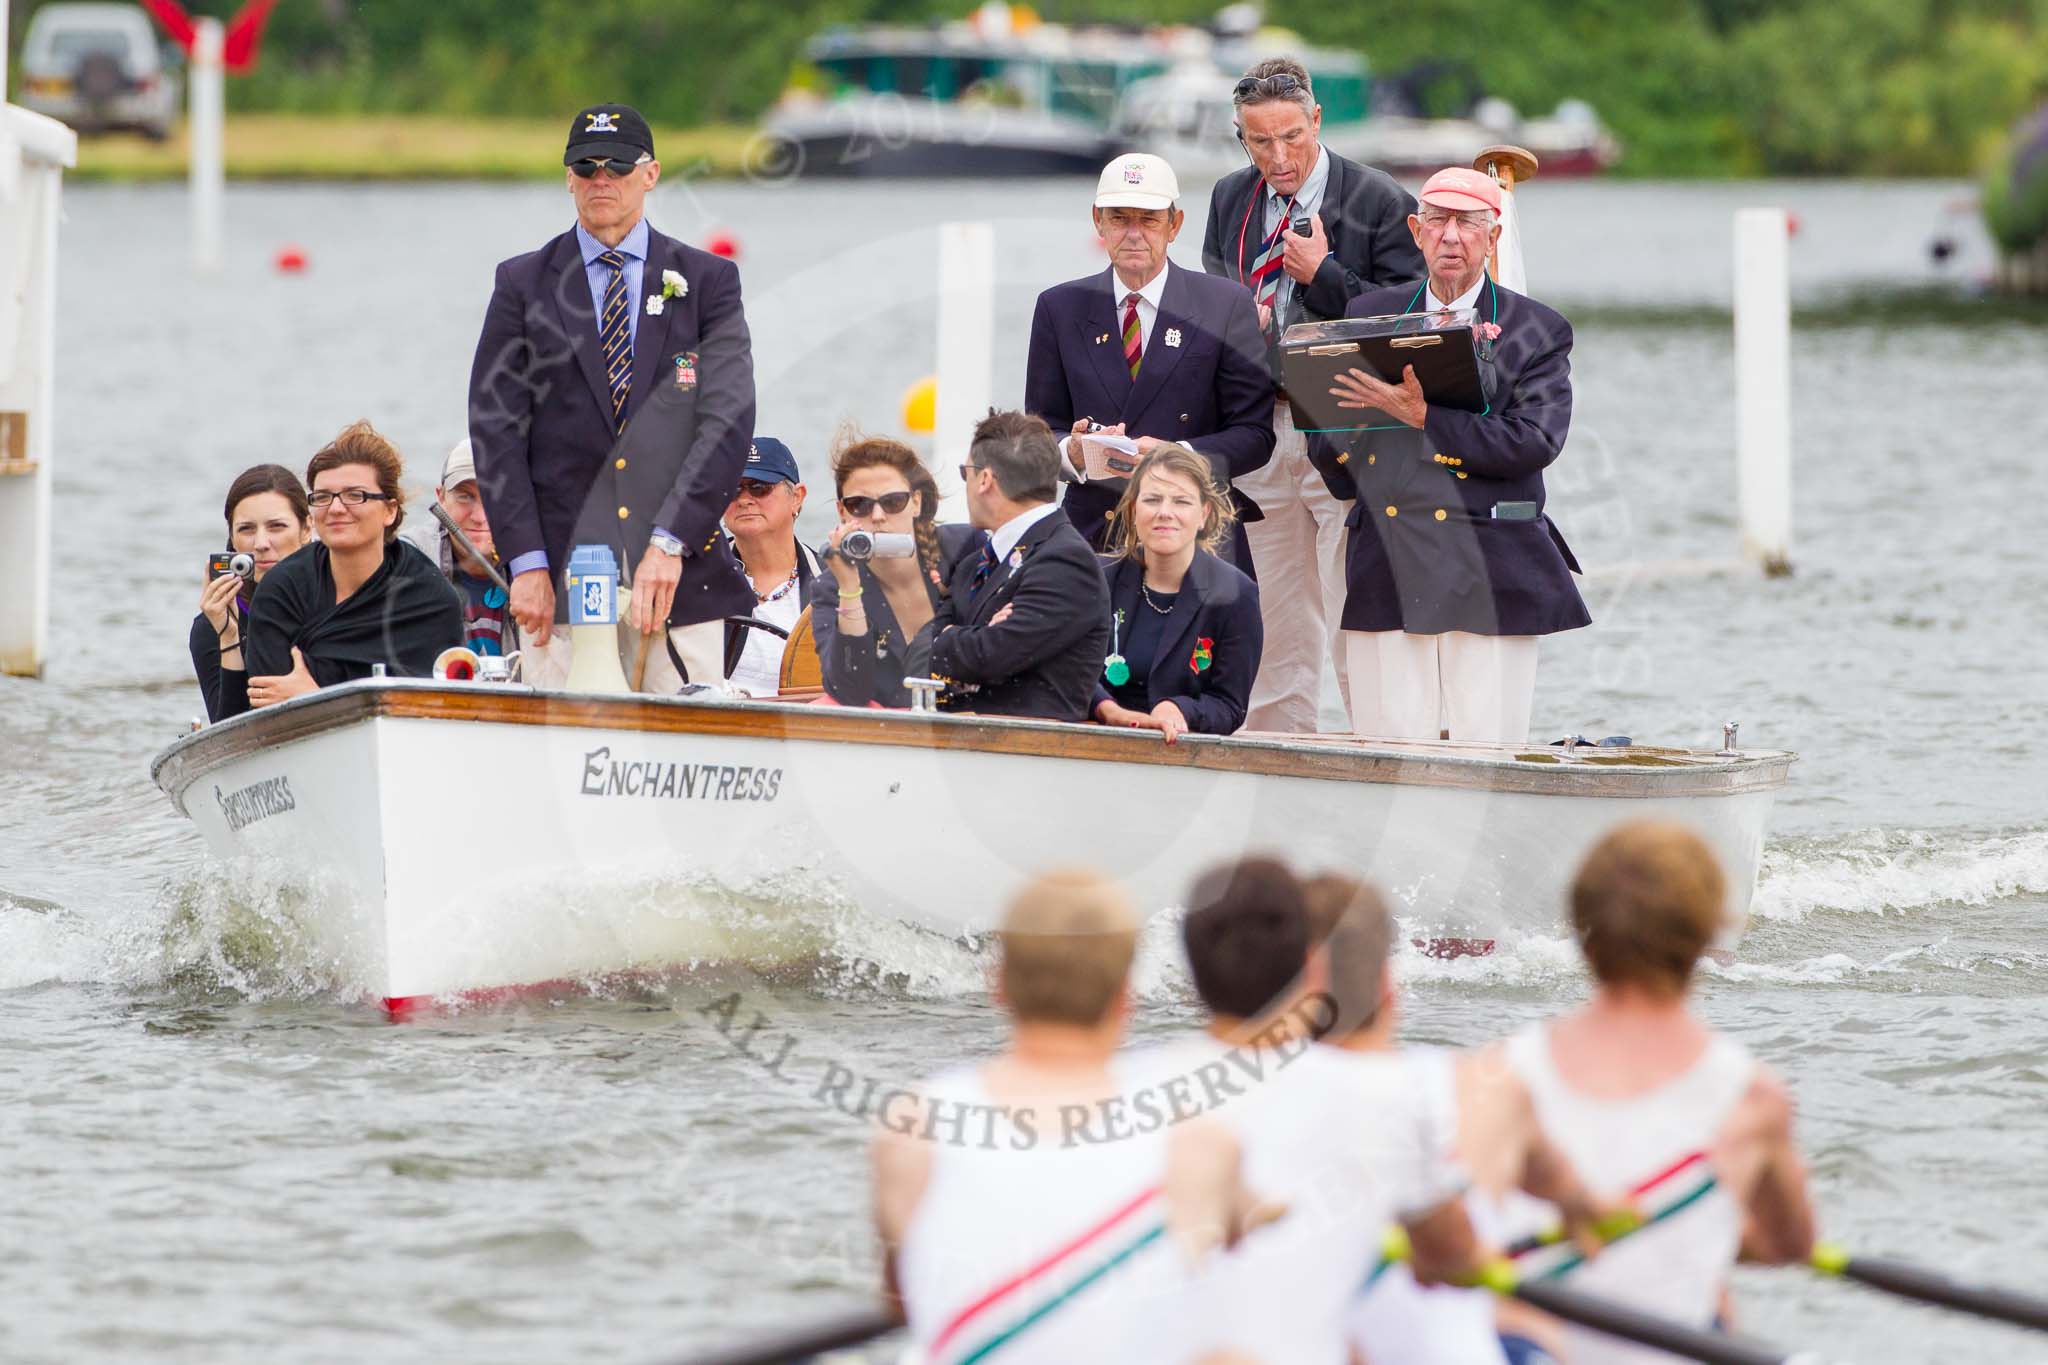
[[1307, 166, 1590, 746], [434, 439, 517, 658], [1023, 152, 1274, 568]]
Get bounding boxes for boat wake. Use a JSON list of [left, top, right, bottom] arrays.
[[4, 825, 2041, 1006]]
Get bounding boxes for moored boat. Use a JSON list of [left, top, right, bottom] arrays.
[[150, 679, 1791, 1012]]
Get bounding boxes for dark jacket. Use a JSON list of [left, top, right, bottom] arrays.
[[466, 221, 756, 629], [720, 535, 824, 679], [1305, 275, 1590, 638], [924, 507, 1111, 722], [1091, 551, 1263, 735], [1023, 262, 1275, 567], [224, 541, 464, 718], [189, 601, 250, 723], [808, 525, 973, 707], [1201, 147, 1426, 362]]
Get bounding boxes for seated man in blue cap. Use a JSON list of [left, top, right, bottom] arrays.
[[719, 437, 823, 696]]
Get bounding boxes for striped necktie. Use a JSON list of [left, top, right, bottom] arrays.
[[598, 248, 632, 433], [1121, 292, 1143, 380], [970, 532, 998, 600], [1248, 193, 1295, 333]]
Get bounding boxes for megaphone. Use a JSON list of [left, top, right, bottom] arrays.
[[434, 645, 482, 681]]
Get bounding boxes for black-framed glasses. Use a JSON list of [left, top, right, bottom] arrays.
[[570, 156, 642, 179], [1233, 73, 1306, 103], [734, 479, 786, 500], [958, 463, 979, 481], [308, 489, 393, 510], [841, 490, 913, 517]]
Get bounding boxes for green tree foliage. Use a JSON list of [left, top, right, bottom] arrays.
[[9, 0, 2046, 176]]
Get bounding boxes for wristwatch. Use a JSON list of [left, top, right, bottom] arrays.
[[648, 530, 684, 557]]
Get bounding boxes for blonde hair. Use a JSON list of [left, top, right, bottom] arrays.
[[1104, 445, 1236, 561], [998, 870, 1139, 1026], [1570, 822, 1728, 998]]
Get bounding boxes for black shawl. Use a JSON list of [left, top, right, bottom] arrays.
[[244, 540, 464, 689]]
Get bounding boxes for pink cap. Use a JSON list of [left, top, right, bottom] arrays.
[[1418, 167, 1502, 215]]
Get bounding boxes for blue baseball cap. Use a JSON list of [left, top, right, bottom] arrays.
[[743, 437, 802, 485]]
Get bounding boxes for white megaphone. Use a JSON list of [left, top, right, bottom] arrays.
[[562, 544, 632, 695]]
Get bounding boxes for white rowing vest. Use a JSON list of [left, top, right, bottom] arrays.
[[895, 1063, 1169, 1365], [1504, 1024, 1756, 1365], [1131, 1037, 1468, 1365], [1349, 1048, 1510, 1365]]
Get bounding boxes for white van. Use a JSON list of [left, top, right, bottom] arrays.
[[18, 2, 180, 140]]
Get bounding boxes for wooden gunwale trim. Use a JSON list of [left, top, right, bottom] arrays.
[[152, 683, 1794, 807]]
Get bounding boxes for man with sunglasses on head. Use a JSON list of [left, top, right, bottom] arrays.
[[1202, 58, 1424, 735], [467, 102, 756, 693], [1306, 168, 1589, 747]]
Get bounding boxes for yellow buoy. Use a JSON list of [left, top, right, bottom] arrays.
[[902, 375, 938, 434]]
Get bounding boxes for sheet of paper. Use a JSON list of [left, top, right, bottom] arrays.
[[1078, 433, 1142, 482]]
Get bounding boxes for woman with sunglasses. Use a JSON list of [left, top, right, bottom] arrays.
[[191, 464, 311, 722], [810, 435, 969, 708], [1092, 445, 1264, 741], [224, 421, 464, 715]]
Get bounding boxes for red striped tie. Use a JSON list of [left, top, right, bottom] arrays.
[[1121, 292, 1142, 379], [1248, 194, 1295, 331]]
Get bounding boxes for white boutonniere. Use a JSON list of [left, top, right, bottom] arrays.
[[1164, 327, 1182, 348], [661, 269, 688, 300]]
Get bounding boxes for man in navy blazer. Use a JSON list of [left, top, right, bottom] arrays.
[[924, 410, 1111, 722], [467, 103, 755, 690], [1023, 153, 1274, 569], [1305, 168, 1589, 747], [1202, 57, 1425, 735]]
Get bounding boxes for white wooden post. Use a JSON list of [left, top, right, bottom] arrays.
[[0, 99, 79, 677], [190, 16, 225, 274], [1734, 207, 1793, 576], [933, 221, 994, 524]]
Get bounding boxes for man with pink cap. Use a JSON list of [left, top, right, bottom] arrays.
[[1305, 166, 1589, 746]]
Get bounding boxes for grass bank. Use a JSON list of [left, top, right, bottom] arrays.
[[71, 114, 760, 182]]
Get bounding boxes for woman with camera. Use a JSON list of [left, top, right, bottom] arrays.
[[1092, 445, 1264, 741], [224, 421, 464, 715], [190, 464, 311, 722], [810, 435, 970, 707]]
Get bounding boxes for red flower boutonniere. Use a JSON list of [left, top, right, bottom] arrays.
[[1190, 637, 1214, 673], [1476, 322, 1502, 341]]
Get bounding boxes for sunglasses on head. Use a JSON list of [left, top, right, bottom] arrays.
[[570, 156, 642, 179], [841, 490, 913, 517], [1233, 73, 1305, 102]]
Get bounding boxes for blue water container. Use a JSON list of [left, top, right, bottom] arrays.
[[565, 544, 620, 627]]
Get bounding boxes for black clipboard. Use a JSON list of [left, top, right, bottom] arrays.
[[1281, 308, 1487, 433]]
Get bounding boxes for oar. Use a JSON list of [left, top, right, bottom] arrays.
[[656, 1305, 897, 1365], [1810, 1242, 2048, 1333]]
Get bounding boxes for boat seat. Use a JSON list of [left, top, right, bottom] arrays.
[[779, 606, 823, 690]]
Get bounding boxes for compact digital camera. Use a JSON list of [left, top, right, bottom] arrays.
[[208, 551, 256, 581]]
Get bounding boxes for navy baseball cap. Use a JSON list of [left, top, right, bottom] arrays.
[[566, 104, 654, 165], [744, 438, 802, 485]]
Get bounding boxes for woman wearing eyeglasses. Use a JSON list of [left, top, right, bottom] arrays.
[[1091, 445, 1264, 741], [810, 434, 970, 708], [222, 420, 464, 715]]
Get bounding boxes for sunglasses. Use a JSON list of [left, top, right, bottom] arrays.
[[841, 490, 913, 517], [1233, 73, 1306, 102], [570, 156, 643, 179], [735, 479, 787, 500]]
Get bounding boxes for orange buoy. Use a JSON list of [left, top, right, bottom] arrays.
[[274, 245, 308, 272]]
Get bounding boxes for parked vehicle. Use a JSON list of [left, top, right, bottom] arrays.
[[18, 2, 180, 140]]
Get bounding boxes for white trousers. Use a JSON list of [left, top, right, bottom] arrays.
[[523, 619, 725, 694], [1239, 400, 1352, 733], [1342, 630, 1539, 745]]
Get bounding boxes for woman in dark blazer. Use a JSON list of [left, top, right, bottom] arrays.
[[1092, 445, 1264, 740]]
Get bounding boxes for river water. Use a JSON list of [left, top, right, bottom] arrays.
[[2, 176, 2045, 1364]]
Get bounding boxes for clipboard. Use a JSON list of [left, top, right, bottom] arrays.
[[1280, 307, 1487, 433]]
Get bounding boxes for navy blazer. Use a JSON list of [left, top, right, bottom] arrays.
[[1091, 551, 1263, 736], [1201, 148, 1425, 366], [1304, 275, 1590, 638], [1023, 262, 1275, 565], [467, 222, 756, 628], [925, 508, 1112, 722]]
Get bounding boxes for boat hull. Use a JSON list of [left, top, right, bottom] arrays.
[[152, 683, 1789, 1006]]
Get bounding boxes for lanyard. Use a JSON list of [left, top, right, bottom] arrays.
[[1234, 187, 1298, 285]]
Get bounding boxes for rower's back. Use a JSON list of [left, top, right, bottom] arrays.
[[1511, 821, 1815, 1365]]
